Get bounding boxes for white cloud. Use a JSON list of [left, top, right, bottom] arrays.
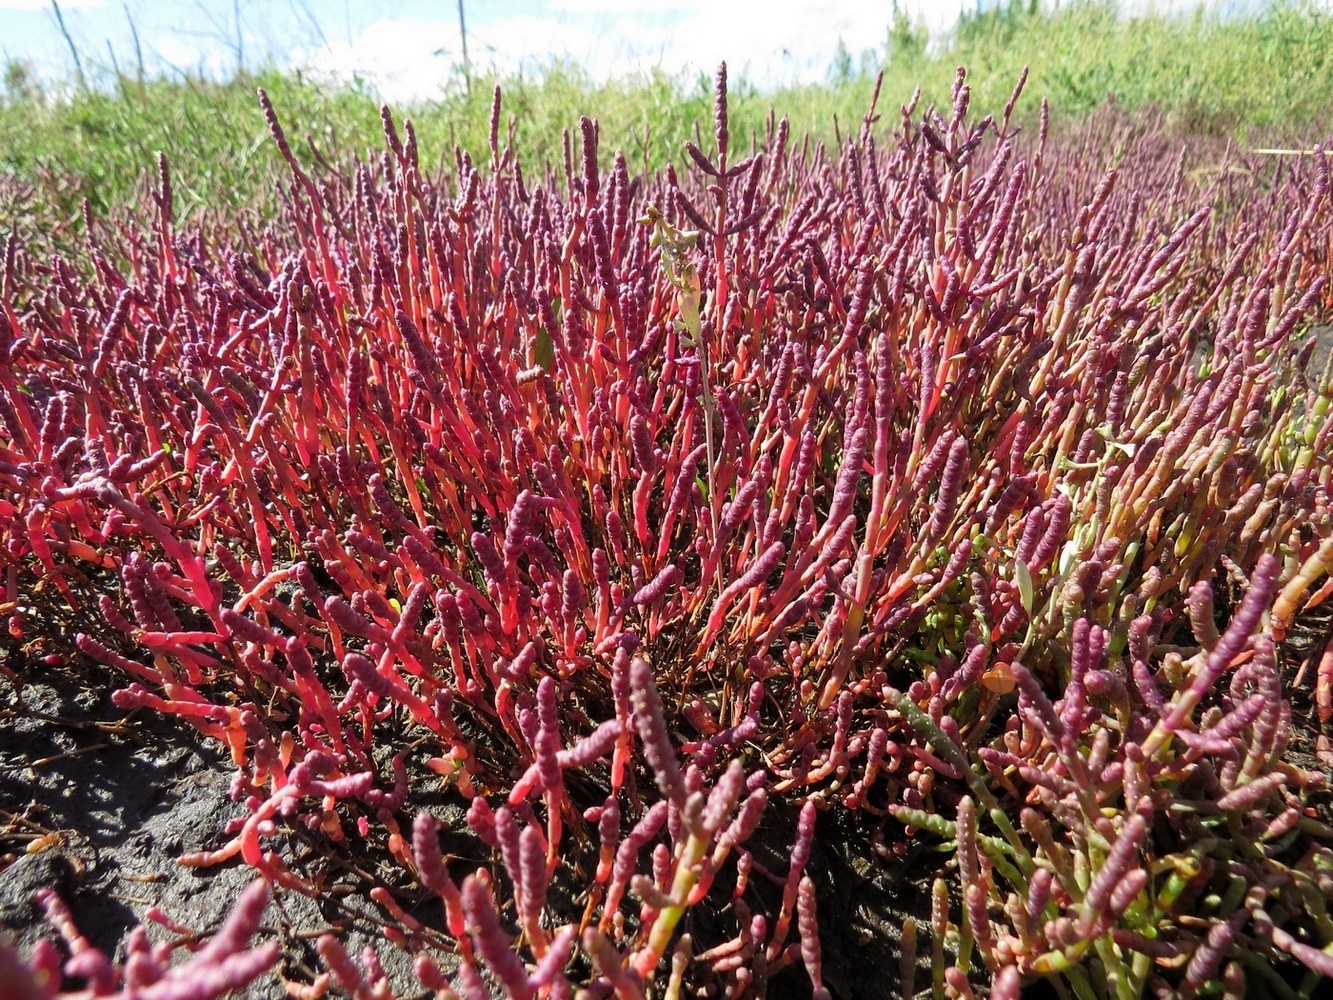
[[474, 1, 970, 87], [288, 2, 988, 102], [148, 31, 238, 78], [295, 17, 463, 104], [657, 1, 934, 82], [453, 14, 622, 79], [0, 0, 105, 8], [291, 12, 654, 103], [546, 0, 710, 12]]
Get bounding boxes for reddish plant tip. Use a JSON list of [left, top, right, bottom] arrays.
[[630, 657, 687, 804], [714, 62, 729, 159]]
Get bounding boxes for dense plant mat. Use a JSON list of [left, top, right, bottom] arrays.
[[1, 66, 1332, 998]]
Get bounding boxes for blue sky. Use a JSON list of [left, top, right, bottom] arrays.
[[0, 1, 1266, 101]]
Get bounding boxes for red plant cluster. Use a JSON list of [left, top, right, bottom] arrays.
[[1, 66, 1332, 997]]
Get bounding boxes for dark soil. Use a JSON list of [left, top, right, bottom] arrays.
[[0, 661, 431, 999], [0, 666, 240, 943], [0, 657, 950, 999]]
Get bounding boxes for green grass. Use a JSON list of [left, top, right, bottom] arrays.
[[932, 0, 1333, 131], [2, 0, 1332, 247]]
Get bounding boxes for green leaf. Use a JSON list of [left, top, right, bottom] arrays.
[[1015, 559, 1034, 617], [889, 805, 956, 839], [534, 328, 555, 370]]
